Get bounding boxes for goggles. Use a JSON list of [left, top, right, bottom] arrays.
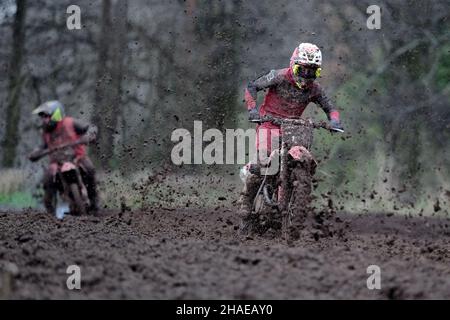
[[292, 64, 321, 79], [38, 112, 51, 118]]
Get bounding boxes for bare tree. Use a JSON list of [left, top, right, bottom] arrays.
[[91, 0, 112, 167], [91, 0, 128, 169], [2, 0, 27, 167], [194, 0, 243, 129]]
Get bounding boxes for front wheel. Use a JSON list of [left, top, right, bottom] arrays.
[[69, 183, 87, 215], [282, 162, 313, 241]]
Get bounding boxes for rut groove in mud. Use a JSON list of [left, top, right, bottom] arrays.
[[0, 208, 450, 299]]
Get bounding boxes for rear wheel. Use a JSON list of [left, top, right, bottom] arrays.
[[69, 183, 87, 215]]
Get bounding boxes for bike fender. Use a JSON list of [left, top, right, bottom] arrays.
[[61, 162, 77, 172], [288, 146, 317, 172], [288, 146, 311, 161]]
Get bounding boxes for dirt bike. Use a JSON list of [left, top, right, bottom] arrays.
[[28, 140, 91, 217], [245, 114, 341, 240]]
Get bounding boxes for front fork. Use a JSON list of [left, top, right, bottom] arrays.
[[278, 142, 290, 212], [278, 143, 317, 211], [258, 142, 316, 212]]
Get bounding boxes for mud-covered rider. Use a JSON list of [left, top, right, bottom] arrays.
[[238, 43, 344, 227], [28, 101, 100, 214]]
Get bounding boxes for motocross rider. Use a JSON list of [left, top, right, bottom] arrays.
[[238, 43, 344, 229], [28, 100, 99, 214]]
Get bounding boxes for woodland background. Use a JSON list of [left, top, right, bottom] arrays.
[[0, 0, 449, 214]]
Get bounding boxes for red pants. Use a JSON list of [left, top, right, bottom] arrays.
[[256, 122, 281, 154]]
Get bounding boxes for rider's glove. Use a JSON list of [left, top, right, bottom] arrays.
[[330, 119, 344, 132], [248, 108, 260, 122], [78, 135, 91, 145], [28, 149, 43, 162]]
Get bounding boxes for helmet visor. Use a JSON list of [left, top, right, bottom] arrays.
[[38, 112, 51, 118], [293, 64, 320, 79]]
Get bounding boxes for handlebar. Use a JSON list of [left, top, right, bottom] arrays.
[[250, 115, 340, 132], [28, 139, 87, 162]]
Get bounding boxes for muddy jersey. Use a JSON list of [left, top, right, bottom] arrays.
[[244, 68, 340, 121], [43, 117, 88, 162]]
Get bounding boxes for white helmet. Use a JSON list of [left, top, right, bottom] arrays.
[[293, 43, 322, 67]]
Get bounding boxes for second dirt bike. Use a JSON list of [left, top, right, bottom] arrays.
[[29, 140, 91, 216]]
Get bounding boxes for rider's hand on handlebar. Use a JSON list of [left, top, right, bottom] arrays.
[[78, 135, 91, 145], [329, 119, 344, 133], [248, 108, 260, 122], [28, 149, 43, 162]]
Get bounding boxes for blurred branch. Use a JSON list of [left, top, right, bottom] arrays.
[[363, 31, 450, 94], [122, 94, 147, 108], [129, 22, 188, 74], [422, 30, 441, 86]]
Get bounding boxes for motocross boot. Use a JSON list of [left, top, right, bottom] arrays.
[[43, 190, 56, 214], [79, 157, 100, 214], [42, 170, 56, 214], [85, 172, 99, 214], [238, 173, 262, 234]]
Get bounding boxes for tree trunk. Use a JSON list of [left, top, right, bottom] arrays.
[[108, 0, 128, 164], [91, 0, 128, 169], [195, 0, 242, 130], [2, 0, 27, 167], [91, 0, 112, 167]]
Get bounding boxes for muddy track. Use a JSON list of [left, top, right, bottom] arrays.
[[1, 208, 450, 299]]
